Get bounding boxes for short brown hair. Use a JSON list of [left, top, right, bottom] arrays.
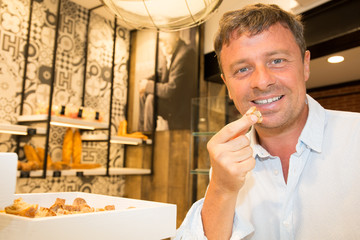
[[214, 4, 305, 72]]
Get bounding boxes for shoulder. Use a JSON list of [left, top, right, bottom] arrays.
[[175, 40, 195, 57], [325, 109, 360, 135], [326, 109, 360, 122]]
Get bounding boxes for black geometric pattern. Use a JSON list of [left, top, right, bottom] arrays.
[[30, 22, 42, 42], [16, 175, 125, 197], [57, 51, 72, 71], [0, 0, 130, 196]]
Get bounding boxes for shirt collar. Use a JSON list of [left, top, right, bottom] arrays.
[[249, 94, 326, 158], [298, 94, 325, 153]]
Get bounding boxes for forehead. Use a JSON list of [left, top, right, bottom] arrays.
[[159, 32, 178, 42], [221, 23, 300, 60]]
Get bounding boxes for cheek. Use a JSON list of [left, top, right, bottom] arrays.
[[227, 81, 251, 106]]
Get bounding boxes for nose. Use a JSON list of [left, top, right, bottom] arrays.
[[250, 66, 276, 90]]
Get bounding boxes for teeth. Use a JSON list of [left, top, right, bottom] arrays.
[[254, 96, 281, 105]]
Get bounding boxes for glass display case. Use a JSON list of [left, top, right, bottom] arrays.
[[189, 95, 240, 203]]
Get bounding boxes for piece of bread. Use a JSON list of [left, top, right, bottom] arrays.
[[23, 144, 41, 170], [50, 161, 71, 170], [36, 147, 53, 169], [5, 198, 38, 218], [49, 198, 65, 212], [18, 161, 37, 171], [104, 205, 115, 210], [70, 163, 101, 169], [4, 197, 115, 218], [62, 128, 73, 164], [125, 132, 148, 140], [245, 106, 263, 123], [117, 120, 127, 136], [35, 207, 56, 217], [72, 129, 82, 165]]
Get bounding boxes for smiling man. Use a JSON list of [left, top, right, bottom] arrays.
[[175, 4, 360, 240]]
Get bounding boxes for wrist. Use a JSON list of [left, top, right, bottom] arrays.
[[206, 181, 239, 203]]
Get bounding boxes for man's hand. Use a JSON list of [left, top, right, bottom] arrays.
[[202, 107, 260, 240], [207, 107, 259, 194]]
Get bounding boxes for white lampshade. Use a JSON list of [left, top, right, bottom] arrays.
[[101, 0, 223, 31]]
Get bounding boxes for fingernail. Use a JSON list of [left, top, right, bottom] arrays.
[[250, 114, 258, 122]]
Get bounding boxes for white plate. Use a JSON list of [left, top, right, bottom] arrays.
[[0, 192, 176, 240]]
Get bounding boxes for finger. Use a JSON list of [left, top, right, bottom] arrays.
[[217, 135, 250, 153], [232, 156, 256, 176], [232, 146, 253, 163], [211, 107, 260, 144]]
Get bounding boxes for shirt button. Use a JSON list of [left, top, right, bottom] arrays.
[[274, 170, 279, 175], [283, 221, 290, 227]]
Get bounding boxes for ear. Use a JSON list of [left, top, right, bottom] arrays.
[[303, 50, 311, 82], [221, 73, 233, 100]]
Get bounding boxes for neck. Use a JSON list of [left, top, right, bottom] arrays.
[[255, 106, 308, 183]]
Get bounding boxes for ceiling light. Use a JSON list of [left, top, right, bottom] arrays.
[[327, 56, 344, 63], [102, 0, 223, 31]]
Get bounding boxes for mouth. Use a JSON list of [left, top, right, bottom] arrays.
[[252, 95, 284, 105]]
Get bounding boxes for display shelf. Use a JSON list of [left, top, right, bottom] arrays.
[[190, 96, 238, 203], [17, 167, 151, 178], [17, 114, 108, 130], [192, 131, 216, 136], [0, 123, 46, 135], [81, 134, 152, 145], [109, 167, 151, 175], [190, 168, 210, 175]]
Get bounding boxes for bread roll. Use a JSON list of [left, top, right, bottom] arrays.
[[72, 129, 82, 165], [62, 128, 73, 164]]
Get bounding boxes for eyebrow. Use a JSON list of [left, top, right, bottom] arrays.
[[229, 59, 247, 71], [265, 49, 291, 57]]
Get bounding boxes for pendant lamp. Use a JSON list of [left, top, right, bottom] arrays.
[[101, 0, 223, 31]]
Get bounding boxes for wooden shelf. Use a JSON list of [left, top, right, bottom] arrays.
[[17, 167, 151, 178], [17, 115, 108, 130], [0, 123, 46, 135], [82, 134, 152, 145]]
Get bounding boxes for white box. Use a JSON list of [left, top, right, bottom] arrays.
[[0, 153, 17, 209], [0, 192, 177, 240]]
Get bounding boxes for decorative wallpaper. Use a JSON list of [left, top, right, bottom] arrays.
[[16, 175, 124, 196], [0, 0, 130, 196], [0, 0, 29, 152]]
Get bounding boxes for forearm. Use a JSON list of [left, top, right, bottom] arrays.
[[201, 182, 238, 240]]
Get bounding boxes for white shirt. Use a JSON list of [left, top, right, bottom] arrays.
[[175, 95, 360, 240]]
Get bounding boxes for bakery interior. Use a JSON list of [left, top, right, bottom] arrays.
[[0, 0, 359, 238]]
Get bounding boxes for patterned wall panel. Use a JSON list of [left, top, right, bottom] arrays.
[[109, 25, 129, 168], [16, 175, 124, 197], [0, 0, 130, 196], [0, 0, 30, 152]]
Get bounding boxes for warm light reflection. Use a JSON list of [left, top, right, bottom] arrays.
[[50, 121, 95, 130], [0, 124, 28, 135], [0, 130, 28, 135], [110, 139, 139, 145], [327, 56, 344, 63]]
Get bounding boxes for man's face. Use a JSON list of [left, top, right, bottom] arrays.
[[159, 32, 179, 56], [220, 23, 310, 131]]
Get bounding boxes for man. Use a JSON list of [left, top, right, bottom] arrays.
[[176, 4, 360, 239], [138, 31, 197, 131]]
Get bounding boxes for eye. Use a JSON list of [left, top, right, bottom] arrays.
[[238, 67, 248, 73], [272, 58, 284, 64]]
